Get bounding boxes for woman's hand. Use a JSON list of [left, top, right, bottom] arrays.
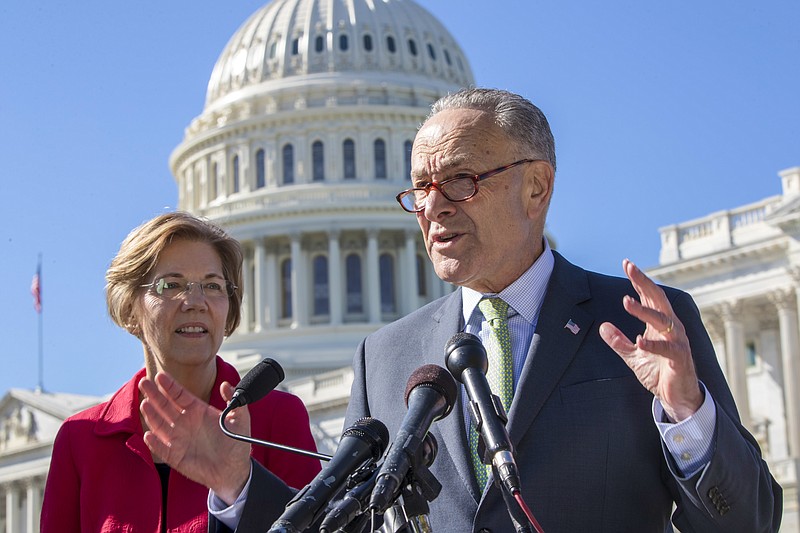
[[139, 372, 252, 504]]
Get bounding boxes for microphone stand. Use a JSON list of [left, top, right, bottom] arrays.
[[377, 441, 441, 533], [331, 434, 441, 533], [219, 405, 332, 462]]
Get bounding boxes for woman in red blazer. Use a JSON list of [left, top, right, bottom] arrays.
[[41, 212, 321, 532]]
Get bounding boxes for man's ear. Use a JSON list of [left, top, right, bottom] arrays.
[[525, 160, 554, 218]]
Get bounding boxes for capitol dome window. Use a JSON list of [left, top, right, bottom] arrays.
[[444, 49, 452, 66], [292, 37, 300, 55], [312, 255, 330, 316], [315, 35, 325, 53], [339, 34, 349, 51], [255, 149, 266, 189], [363, 34, 373, 52], [426, 43, 436, 60], [269, 41, 278, 60], [232, 155, 240, 193], [386, 35, 396, 53], [312, 141, 325, 181], [374, 139, 387, 179], [281, 258, 292, 319], [345, 254, 363, 314], [343, 139, 356, 179], [282, 144, 294, 184], [408, 39, 418, 56], [404, 140, 413, 180], [379, 253, 397, 314]]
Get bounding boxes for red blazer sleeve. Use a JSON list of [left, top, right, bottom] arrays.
[[41, 421, 81, 533], [249, 390, 322, 490]]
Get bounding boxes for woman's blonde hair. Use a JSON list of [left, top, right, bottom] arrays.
[[106, 212, 243, 336]]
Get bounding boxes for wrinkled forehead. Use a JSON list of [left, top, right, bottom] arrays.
[[411, 108, 511, 179]]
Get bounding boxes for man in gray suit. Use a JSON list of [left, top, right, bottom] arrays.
[[141, 88, 782, 532]]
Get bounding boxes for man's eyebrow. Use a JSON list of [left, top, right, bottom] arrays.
[[410, 156, 471, 182]]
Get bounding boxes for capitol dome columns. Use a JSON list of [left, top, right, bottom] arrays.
[[403, 229, 418, 314], [366, 229, 381, 324], [290, 232, 307, 329], [329, 229, 343, 326], [253, 239, 268, 331]]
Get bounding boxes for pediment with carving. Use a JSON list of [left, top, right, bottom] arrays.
[[0, 389, 103, 455]]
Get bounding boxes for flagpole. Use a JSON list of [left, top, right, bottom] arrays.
[[36, 254, 44, 393]]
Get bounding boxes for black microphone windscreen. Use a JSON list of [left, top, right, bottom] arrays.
[[445, 332, 488, 382], [344, 417, 390, 460], [445, 331, 483, 354], [235, 358, 285, 406], [403, 364, 458, 416]]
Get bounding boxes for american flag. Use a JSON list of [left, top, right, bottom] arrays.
[[31, 265, 42, 313]]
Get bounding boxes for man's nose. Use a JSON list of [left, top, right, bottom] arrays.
[[422, 188, 455, 220]]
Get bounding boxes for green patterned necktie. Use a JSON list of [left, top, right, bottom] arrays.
[[470, 297, 514, 487]]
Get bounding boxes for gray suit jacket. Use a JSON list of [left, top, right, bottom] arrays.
[[225, 252, 781, 532], [342, 252, 781, 532]]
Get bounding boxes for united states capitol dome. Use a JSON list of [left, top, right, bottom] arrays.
[[204, 0, 473, 112]]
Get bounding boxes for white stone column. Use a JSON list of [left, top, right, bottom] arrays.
[[253, 239, 266, 332], [366, 229, 381, 323], [404, 230, 418, 314], [290, 233, 306, 328], [329, 230, 343, 325], [704, 318, 728, 379], [719, 300, 751, 429], [25, 481, 40, 533], [772, 289, 800, 456], [5, 485, 20, 533], [241, 249, 254, 333], [265, 245, 278, 329]]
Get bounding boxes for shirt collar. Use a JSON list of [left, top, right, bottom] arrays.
[[462, 238, 555, 325]]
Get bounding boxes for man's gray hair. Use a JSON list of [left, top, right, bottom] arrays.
[[430, 88, 556, 172]]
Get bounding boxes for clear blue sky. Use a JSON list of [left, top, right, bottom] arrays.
[[1, 1, 798, 397]]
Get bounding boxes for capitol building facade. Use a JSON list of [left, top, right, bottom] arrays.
[[0, 0, 798, 530]]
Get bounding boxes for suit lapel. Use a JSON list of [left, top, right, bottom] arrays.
[[428, 289, 483, 502], [421, 254, 597, 502], [507, 253, 593, 444]]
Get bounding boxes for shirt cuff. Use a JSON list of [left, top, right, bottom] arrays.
[[653, 381, 717, 477], [207, 462, 253, 530]]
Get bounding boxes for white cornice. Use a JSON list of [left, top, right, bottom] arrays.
[[648, 236, 789, 282]]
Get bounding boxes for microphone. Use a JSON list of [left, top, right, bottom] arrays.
[[269, 417, 390, 533], [227, 357, 285, 409], [367, 364, 458, 513], [445, 332, 522, 494], [319, 433, 439, 533], [219, 358, 332, 462]]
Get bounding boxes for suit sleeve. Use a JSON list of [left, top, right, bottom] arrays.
[[667, 291, 782, 532], [207, 459, 298, 533], [41, 421, 81, 533]]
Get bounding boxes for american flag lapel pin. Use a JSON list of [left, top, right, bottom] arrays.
[[564, 319, 580, 335]]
